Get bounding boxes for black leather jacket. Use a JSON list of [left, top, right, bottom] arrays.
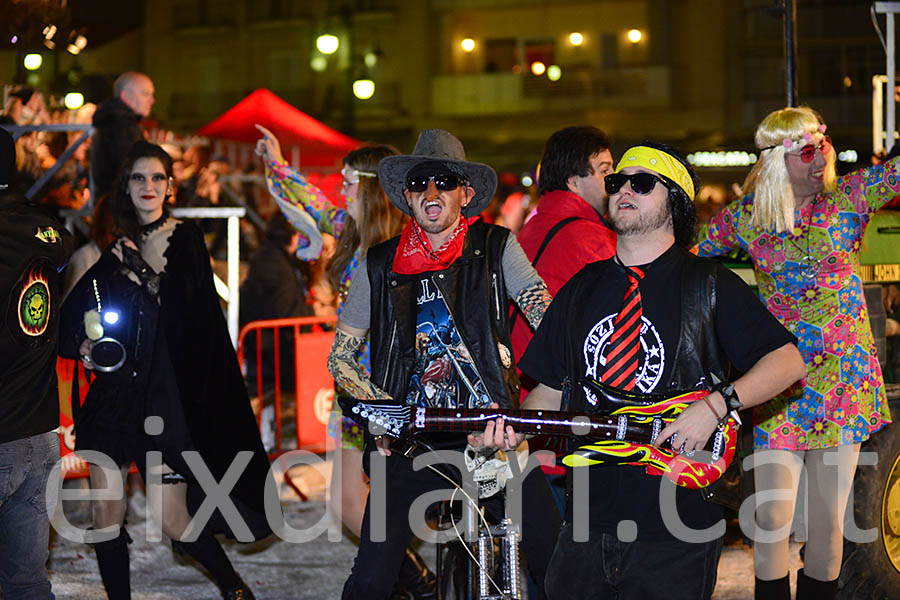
[[367, 221, 522, 409]]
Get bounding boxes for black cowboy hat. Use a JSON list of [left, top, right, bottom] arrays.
[[377, 129, 497, 217]]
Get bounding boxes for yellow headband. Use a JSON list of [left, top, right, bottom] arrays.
[[615, 146, 695, 200]]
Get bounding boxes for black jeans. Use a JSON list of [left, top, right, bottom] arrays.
[[341, 450, 561, 600], [545, 524, 723, 600]]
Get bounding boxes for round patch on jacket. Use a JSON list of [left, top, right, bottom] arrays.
[[497, 342, 512, 369], [7, 258, 54, 347]]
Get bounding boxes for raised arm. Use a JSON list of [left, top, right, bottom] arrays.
[[257, 124, 347, 237], [839, 153, 900, 217]]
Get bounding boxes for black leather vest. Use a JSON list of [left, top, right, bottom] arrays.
[[668, 252, 730, 390], [367, 221, 522, 409]]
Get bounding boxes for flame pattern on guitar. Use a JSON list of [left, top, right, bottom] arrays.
[[562, 389, 738, 489]]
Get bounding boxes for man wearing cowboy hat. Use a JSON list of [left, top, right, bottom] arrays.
[[474, 142, 804, 599], [328, 129, 561, 599]]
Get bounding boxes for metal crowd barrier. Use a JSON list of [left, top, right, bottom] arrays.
[[236, 315, 338, 459]]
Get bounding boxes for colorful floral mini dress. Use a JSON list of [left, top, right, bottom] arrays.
[[697, 160, 897, 450], [265, 159, 366, 450]]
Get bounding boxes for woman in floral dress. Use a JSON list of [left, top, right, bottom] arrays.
[[697, 106, 893, 600], [255, 127, 436, 595]]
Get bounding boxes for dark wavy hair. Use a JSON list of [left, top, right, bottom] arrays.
[[111, 141, 173, 246], [537, 126, 612, 196], [635, 141, 699, 248]]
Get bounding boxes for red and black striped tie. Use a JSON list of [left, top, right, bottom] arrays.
[[602, 264, 645, 390]]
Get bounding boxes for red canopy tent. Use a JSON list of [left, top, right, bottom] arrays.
[[197, 88, 359, 169]]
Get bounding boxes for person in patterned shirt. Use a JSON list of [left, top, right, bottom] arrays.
[[696, 106, 894, 600]]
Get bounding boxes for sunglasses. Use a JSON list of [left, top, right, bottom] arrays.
[[792, 136, 832, 163], [762, 136, 833, 163], [604, 172, 668, 196], [405, 173, 468, 193]]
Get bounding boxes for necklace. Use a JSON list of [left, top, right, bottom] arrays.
[[783, 199, 820, 280]]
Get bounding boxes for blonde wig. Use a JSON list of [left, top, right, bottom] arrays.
[[742, 106, 837, 233]]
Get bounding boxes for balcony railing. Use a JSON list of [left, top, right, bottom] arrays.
[[431, 66, 671, 116]]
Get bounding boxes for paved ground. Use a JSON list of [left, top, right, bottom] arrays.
[[40, 461, 801, 600]]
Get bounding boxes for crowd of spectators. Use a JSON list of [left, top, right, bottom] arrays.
[[1, 81, 341, 325]]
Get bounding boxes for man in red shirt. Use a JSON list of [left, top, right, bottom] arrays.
[[512, 126, 617, 373]]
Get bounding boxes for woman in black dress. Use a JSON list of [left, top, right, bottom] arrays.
[[60, 141, 272, 600]]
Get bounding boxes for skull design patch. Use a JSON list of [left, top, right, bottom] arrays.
[[19, 269, 50, 336], [7, 258, 54, 346]]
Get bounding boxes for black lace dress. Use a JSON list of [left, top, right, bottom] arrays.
[[60, 217, 273, 540]]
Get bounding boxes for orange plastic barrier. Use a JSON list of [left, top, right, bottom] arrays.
[[56, 357, 91, 478], [237, 315, 338, 458]]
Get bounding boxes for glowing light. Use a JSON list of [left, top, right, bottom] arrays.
[[461, 38, 476, 52], [364, 52, 377, 67], [24, 54, 42, 70], [103, 310, 120, 325], [68, 33, 87, 54], [316, 34, 339, 55], [569, 32, 584, 46], [547, 65, 562, 81], [11, 35, 18, 44], [353, 79, 375, 100], [521, 174, 534, 187], [838, 150, 858, 163], [686, 151, 758, 168], [42, 24, 57, 50], [843, 76, 852, 88], [531, 61, 546, 76], [310, 55, 327, 72], [627, 29, 643, 43], [64, 92, 84, 110]]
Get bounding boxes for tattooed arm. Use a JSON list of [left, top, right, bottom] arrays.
[[326, 323, 391, 401], [501, 234, 552, 330], [514, 280, 552, 331]]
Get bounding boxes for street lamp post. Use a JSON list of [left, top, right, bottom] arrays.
[[771, 0, 799, 107]]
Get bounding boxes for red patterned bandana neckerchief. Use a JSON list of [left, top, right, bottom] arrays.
[[392, 215, 476, 275]]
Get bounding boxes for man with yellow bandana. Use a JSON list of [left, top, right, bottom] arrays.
[[474, 142, 805, 599]]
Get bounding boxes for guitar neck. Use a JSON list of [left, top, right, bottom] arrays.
[[412, 407, 657, 444]]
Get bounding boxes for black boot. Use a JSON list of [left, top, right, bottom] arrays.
[[392, 547, 437, 599], [221, 577, 256, 600], [172, 533, 254, 600], [795, 569, 838, 600], [755, 575, 790, 600], [92, 528, 132, 600]]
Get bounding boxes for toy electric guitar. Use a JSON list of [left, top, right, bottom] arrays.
[[338, 379, 739, 490]]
